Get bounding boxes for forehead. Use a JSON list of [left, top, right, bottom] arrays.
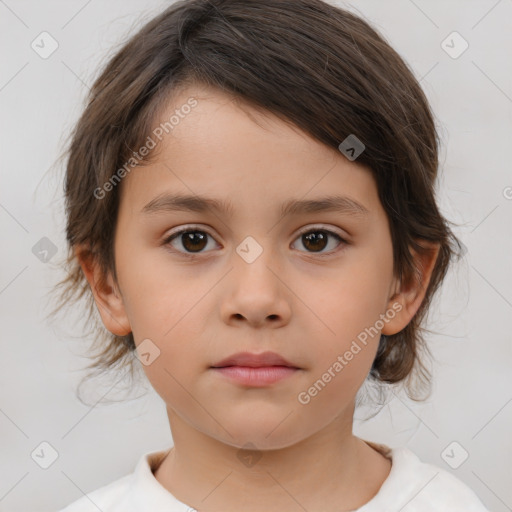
[[118, 85, 381, 219], [157, 84, 335, 165]]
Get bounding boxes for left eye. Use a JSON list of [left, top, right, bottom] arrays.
[[291, 229, 345, 255], [163, 227, 346, 256]]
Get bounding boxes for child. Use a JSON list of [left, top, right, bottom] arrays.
[[53, 0, 490, 510]]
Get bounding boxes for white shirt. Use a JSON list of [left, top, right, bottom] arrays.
[[58, 441, 490, 511]]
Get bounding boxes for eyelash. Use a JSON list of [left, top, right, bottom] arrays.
[[162, 225, 348, 259]]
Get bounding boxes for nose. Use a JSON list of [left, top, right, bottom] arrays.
[[219, 245, 292, 329]]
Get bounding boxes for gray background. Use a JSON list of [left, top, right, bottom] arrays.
[[0, 0, 511, 510]]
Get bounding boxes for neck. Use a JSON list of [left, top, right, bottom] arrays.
[[153, 407, 391, 512]]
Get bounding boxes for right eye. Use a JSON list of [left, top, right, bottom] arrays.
[[163, 227, 220, 255]]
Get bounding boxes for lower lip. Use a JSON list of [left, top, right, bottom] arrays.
[[211, 366, 299, 386]]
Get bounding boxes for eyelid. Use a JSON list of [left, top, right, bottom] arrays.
[[165, 224, 216, 239], [294, 224, 348, 240]]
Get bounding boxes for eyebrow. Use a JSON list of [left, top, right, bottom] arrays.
[[141, 193, 370, 218]]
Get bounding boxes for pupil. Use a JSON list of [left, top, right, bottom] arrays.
[[183, 232, 207, 252], [303, 232, 327, 252]]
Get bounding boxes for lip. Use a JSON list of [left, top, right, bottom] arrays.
[[211, 366, 299, 386], [210, 351, 300, 387], [211, 351, 298, 369]]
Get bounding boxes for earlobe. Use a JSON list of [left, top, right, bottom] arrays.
[[382, 241, 440, 336], [75, 246, 132, 336]]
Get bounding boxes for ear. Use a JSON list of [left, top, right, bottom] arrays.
[[75, 246, 132, 336], [382, 240, 440, 336]]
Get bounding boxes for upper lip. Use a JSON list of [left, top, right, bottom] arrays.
[[211, 351, 298, 368]]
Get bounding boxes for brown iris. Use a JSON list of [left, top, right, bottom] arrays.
[[301, 231, 328, 252], [181, 231, 208, 252]]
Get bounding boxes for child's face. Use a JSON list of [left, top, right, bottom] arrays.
[[90, 84, 421, 449]]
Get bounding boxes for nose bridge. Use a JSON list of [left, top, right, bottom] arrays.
[[233, 232, 281, 286], [219, 231, 291, 326]]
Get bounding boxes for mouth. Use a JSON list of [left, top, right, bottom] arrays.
[[210, 351, 301, 387], [211, 350, 299, 369]]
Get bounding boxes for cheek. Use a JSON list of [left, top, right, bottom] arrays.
[[119, 261, 211, 372], [130, 315, 208, 411], [312, 254, 393, 341], [300, 251, 393, 387], [118, 248, 206, 338]]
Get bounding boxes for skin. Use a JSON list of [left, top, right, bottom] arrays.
[[78, 84, 439, 512]]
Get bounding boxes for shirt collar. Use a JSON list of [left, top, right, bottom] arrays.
[[126, 447, 194, 511], [126, 441, 408, 511]]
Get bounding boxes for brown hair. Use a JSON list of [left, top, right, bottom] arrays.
[[49, 0, 463, 406]]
